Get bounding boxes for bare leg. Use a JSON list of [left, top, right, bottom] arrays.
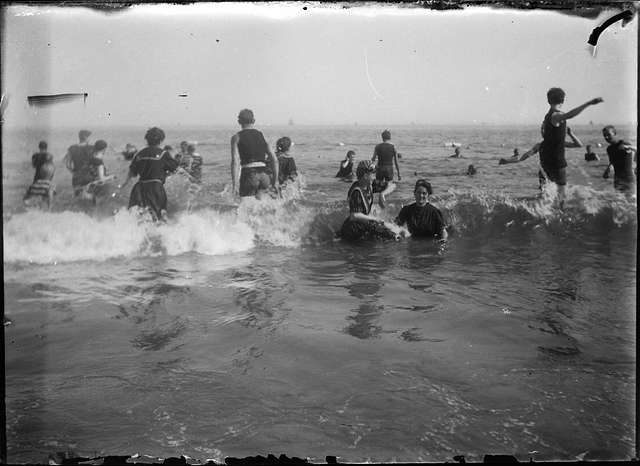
[[557, 185, 566, 210]]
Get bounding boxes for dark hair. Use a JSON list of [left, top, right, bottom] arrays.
[[187, 143, 196, 153], [276, 136, 292, 153], [93, 139, 108, 152], [78, 129, 91, 141], [381, 129, 391, 141], [180, 141, 188, 148], [547, 88, 565, 105], [414, 179, 433, 195], [602, 125, 616, 134], [346, 150, 355, 158], [38, 140, 47, 150], [145, 127, 165, 146], [163, 145, 173, 152], [238, 109, 255, 125]]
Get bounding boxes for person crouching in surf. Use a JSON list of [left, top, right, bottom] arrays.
[[119, 127, 179, 221], [339, 160, 398, 241]]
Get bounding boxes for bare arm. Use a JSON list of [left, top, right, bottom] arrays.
[[550, 97, 603, 125], [564, 127, 583, 148], [266, 147, 279, 188], [350, 211, 381, 223], [518, 142, 542, 162], [394, 152, 401, 180], [230, 134, 240, 196], [119, 168, 136, 190], [439, 227, 449, 241], [63, 151, 73, 172], [95, 165, 115, 183]]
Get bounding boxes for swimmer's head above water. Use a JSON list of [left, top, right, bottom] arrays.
[[414, 179, 432, 206]]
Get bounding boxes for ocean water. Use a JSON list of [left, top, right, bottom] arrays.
[[3, 124, 637, 463]]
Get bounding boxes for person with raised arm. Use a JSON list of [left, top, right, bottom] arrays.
[[535, 88, 602, 204]]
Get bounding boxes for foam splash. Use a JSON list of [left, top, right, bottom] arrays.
[[3, 208, 254, 264], [4, 183, 636, 264], [441, 183, 637, 235]]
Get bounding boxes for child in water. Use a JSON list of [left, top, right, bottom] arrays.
[[186, 143, 203, 183], [275, 136, 298, 185], [584, 144, 600, 162]]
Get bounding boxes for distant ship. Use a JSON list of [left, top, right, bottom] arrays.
[[288, 118, 294, 126]]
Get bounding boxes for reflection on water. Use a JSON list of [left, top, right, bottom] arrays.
[[346, 303, 384, 339], [230, 266, 292, 334], [131, 318, 187, 351]]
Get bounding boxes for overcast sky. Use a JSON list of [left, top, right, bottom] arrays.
[[2, 3, 637, 127]]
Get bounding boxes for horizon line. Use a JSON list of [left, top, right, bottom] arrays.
[[4, 121, 637, 130]]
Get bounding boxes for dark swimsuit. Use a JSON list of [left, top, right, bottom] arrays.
[[539, 110, 567, 186], [336, 160, 354, 179], [238, 129, 271, 196], [339, 182, 396, 241], [128, 146, 179, 220]]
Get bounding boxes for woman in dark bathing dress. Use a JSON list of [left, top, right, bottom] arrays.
[[119, 127, 179, 221], [339, 160, 398, 241]]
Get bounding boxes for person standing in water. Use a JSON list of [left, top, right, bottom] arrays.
[[186, 143, 203, 183], [176, 141, 189, 167], [24, 141, 55, 210], [533, 88, 603, 205], [275, 136, 298, 185], [119, 127, 179, 221], [371, 129, 401, 207], [230, 108, 279, 198], [64, 129, 93, 196], [395, 179, 448, 241], [31, 140, 54, 182], [81, 140, 115, 205], [339, 160, 398, 241], [336, 150, 355, 180], [602, 125, 636, 192]]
